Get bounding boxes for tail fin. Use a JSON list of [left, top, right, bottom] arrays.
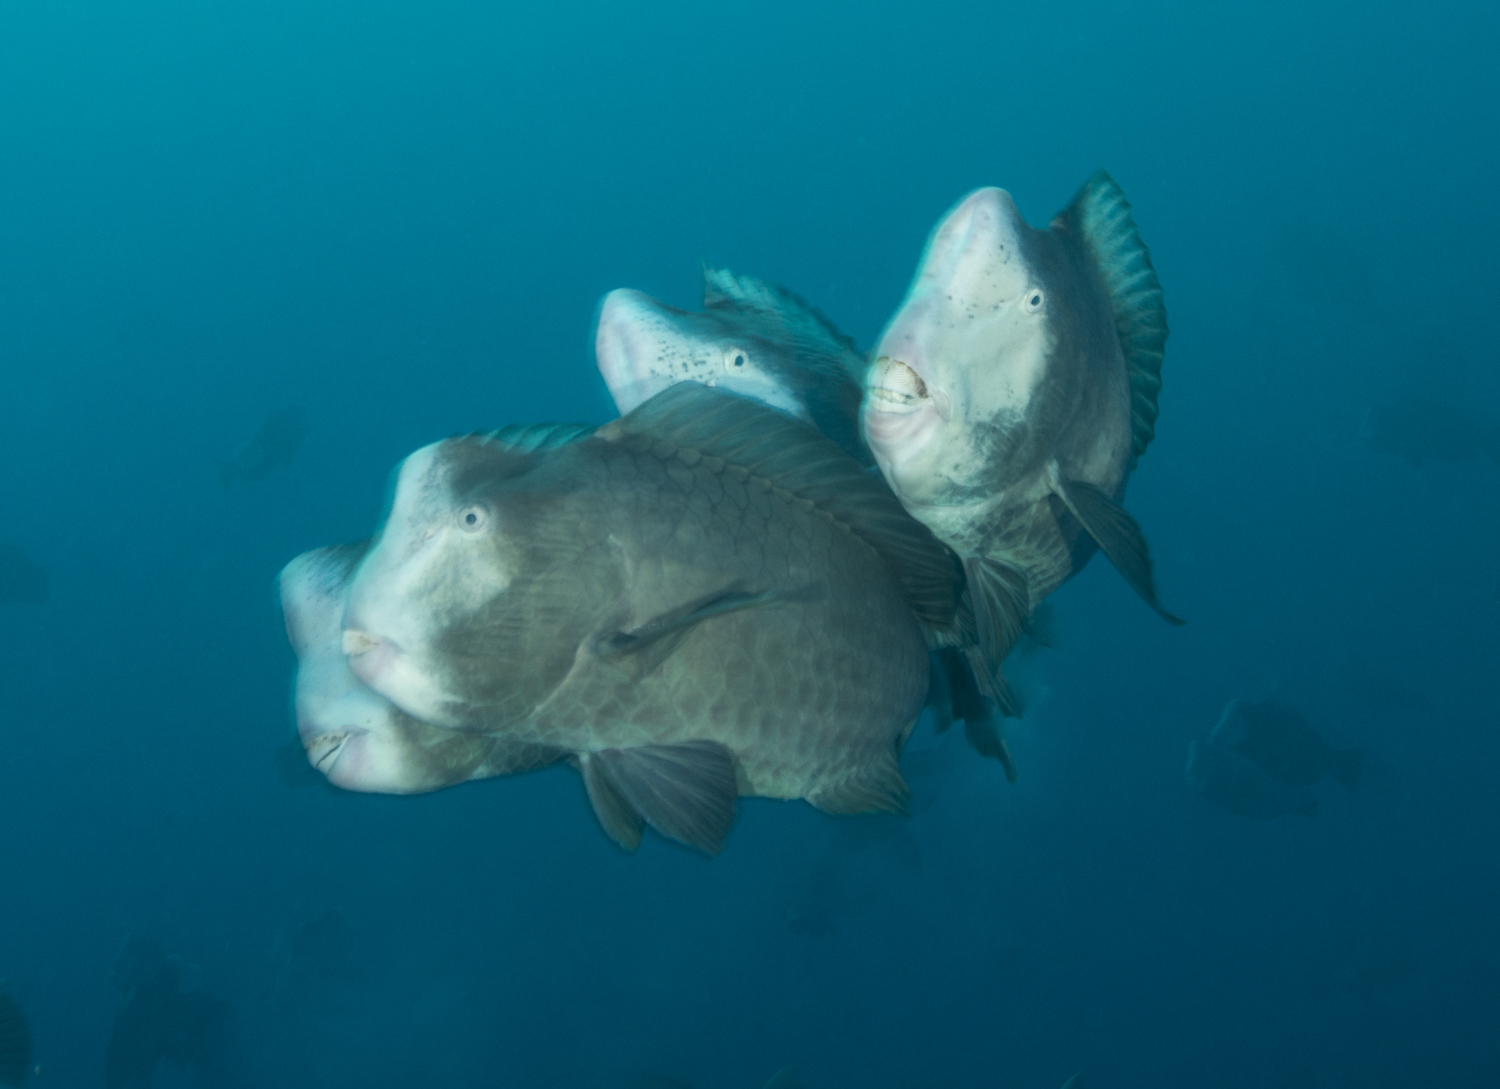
[[1328, 746, 1365, 791], [214, 459, 239, 491]]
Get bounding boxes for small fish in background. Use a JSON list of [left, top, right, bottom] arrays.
[[1307, 929, 1417, 997], [1362, 395, 1500, 468], [0, 982, 32, 1087], [106, 935, 240, 1089], [215, 406, 308, 489], [0, 545, 48, 606], [1208, 699, 1363, 792], [1185, 740, 1318, 820]]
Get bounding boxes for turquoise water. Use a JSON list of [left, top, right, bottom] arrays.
[[1, 1, 1496, 1085]]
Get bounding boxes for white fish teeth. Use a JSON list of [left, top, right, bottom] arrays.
[[867, 357, 929, 410], [342, 630, 378, 656]]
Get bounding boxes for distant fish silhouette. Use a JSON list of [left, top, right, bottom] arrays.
[[106, 935, 239, 1089], [0, 982, 32, 1087], [1209, 699, 1362, 791], [0, 545, 47, 605], [215, 407, 308, 489], [1363, 396, 1500, 468], [1186, 740, 1318, 820]]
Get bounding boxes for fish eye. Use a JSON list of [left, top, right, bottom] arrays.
[[1023, 289, 1044, 313], [723, 347, 749, 371], [458, 506, 487, 532]]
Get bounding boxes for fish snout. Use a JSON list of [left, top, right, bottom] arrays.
[[594, 289, 675, 414], [866, 356, 931, 413]]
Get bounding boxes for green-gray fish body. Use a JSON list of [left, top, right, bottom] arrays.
[[342, 384, 960, 852]]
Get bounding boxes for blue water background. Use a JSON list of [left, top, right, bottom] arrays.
[[1, 1, 1497, 1085]]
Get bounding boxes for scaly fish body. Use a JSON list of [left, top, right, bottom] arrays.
[[340, 385, 957, 851]]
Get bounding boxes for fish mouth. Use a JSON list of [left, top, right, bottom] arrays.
[[865, 356, 931, 414], [302, 728, 368, 776]]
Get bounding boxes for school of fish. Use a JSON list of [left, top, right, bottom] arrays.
[[278, 171, 1181, 854]]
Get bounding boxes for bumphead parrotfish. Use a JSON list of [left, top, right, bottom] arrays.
[[338, 383, 960, 853], [861, 173, 1178, 706]]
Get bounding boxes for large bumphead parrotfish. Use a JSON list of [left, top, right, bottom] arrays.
[[335, 383, 959, 854], [593, 266, 1016, 776], [861, 173, 1178, 706]]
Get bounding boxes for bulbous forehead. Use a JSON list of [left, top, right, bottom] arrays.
[[910, 187, 1037, 305]]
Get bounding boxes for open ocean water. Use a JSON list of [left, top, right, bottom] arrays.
[[1, 1, 1497, 1086]]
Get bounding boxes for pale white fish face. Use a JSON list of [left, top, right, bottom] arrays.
[[342, 441, 514, 728], [594, 288, 807, 420], [280, 546, 448, 793], [863, 188, 1051, 506]]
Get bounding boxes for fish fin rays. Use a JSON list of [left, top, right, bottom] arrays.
[[1057, 171, 1169, 470], [960, 557, 1029, 717], [808, 750, 909, 816], [1054, 477, 1183, 625], [604, 384, 962, 630], [583, 741, 739, 855], [701, 266, 861, 373], [580, 752, 645, 852], [485, 422, 596, 453], [963, 715, 1017, 783]]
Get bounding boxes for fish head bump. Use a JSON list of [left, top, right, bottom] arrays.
[[342, 437, 533, 729], [863, 188, 1053, 506]]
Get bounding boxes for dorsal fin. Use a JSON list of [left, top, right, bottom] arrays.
[[600, 383, 961, 630], [1055, 172, 1169, 470], [484, 422, 596, 453], [702, 266, 860, 366]]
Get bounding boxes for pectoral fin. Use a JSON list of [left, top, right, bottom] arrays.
[[958, 554, 1027, 717], [594, 586, 798, 679], [1053, 475, 1183, 625], [585, 741, 739, 855], [580, 752, 645, 852]]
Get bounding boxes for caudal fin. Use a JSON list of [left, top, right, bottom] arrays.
[[214, 459, 239, 491], [1328, 747, 1365, 791]]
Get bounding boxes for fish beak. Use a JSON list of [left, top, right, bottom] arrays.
[[302, 728, 365, 776], [341, 630, 380, 656], [866, 356, 929, 412]]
